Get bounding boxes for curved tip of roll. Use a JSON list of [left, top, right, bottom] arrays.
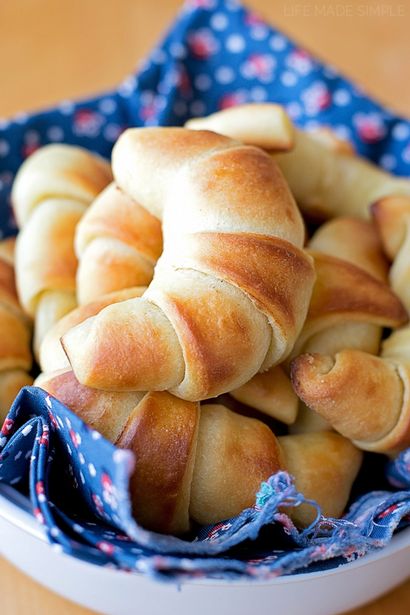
[[290, 353, 335, 399], [60, 317, 95, 385]]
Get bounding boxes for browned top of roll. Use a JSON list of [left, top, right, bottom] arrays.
[[117, 391, 199, 535], [63, 128, 315, 401], [292, 251, 407, 357]]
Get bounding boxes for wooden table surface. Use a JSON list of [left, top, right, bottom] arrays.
[[0, 1, 409, 613]]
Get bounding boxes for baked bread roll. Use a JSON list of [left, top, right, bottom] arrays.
[[42, 286, 298, 424], [62, 128, 315, 400], [289, 402, 330, 435], [372, 195, 410, 314], [289, 218, 395, 434], [75, 183, 162, 305], [186, 103, 295, 151], [186, 104, 410, 219], [189, 403, 284, 525], [242, 219, 393, 431], [278, 432, 362, 526], [12, 144, 112, 357], [291, 324, 410, 453], [0, 238, 33, 419], [37, 371, 362, 531], [36, 371, 282, 532], [229, 365, 299, 425], [289, 251, 407, 360], [308, 217, 389, 282], [39, 286, 145, 373]]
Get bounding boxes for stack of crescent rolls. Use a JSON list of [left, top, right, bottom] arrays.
[[9, 103, 410, 534], [0, 237, 33, 420]]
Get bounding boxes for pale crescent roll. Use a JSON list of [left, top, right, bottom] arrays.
[[12, 144, 112, 357]]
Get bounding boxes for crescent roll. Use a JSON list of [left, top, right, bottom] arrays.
[[37, 371, 362, 531], [236, 218, 395, 428], [290, 251, 407, 359], [39, 286, 146, 374], [372, 195, 410, 314], [75, 183, 162, 305], [291, 223, 403, 434], [62, 128, 315, 400], [186, 104, 410, 219], [12, 144, 112, 357], [291, 322, 410, 453], [0, 238, 33, 418]]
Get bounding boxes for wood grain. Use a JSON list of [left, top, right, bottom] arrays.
[[0, 0, 409, 613], [0, 0, 409, 118]]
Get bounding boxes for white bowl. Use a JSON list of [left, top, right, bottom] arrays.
[[0, 483, 409, 615]]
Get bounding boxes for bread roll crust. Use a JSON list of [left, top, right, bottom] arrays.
[[39, 286, 145, 373], [186, 103, 295, 151], [230, 365, 299, 425], [12, 144, 112, 226], [0, 239, 33, 417], [36, 368, 145, 443], [291, 340, 410, 453], [12, 144, 112, 356], [63, 128, 315, 400], [75, 183, 162, 304], [279, 432, 363, 525], [291, 350, 403, 443], [308, 217, 389, 282], [117, 391, 199, 535], [190, 404, 284, 525], [291, 251, 407, 359]]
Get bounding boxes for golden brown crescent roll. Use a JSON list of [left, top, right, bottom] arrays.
[[308, 217, 389, 282], [278, 432, 363, 526], [37, 371, 361, 531], [243, 220, 403, 432], [186, 103, 295, 151], [229, 365, 299, 425], [44, 288, 297, 424], [36, 371, 281, 532], [39, 286, 146, 373], [288, 246, 406, 435], [372, 195, 410, 314], [35, 369, 145, 443], [291, 323, 410, 453], [289, 402, 330, 435], [12, 144, 112, 358], [187, 104, 410, 219], [190, 403, 284, 525], [75, 183, 162, 305], [289, 251, 407, 360], [0, 238, 33, 419], [62, 128, 315, 400]]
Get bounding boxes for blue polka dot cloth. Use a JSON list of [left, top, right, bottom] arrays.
[[1, 386, 409, 580], [0, 0, 409, 581]]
